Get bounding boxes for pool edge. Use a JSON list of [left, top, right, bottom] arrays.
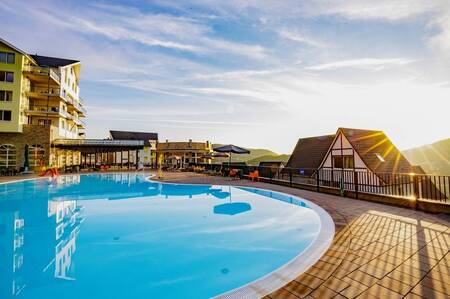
[[146, 175, 335, 299]]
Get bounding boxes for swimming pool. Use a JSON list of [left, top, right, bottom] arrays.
[[0, 173, 334, 299]]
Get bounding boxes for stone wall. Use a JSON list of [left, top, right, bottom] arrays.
[[0, 125, 52, 169], [0, 125, 80, 169]]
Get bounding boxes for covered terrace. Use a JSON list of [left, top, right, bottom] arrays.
[[52, 139, 144, 170]]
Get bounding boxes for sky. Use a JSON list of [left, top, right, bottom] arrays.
[[1, 0, 449, 153]]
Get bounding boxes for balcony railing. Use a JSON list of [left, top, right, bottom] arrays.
[[65, 94, 87, 115], [69, 114, 86, 127], [23, 65, 61, 83], [27, 87, 61, 97], [26, 105, 69, 118]]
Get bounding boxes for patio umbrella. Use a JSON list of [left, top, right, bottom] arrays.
[[212, 185, 251, 215], [22, 144, 33, 174], [213, 144, 250, 166]]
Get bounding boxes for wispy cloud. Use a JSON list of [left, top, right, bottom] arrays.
[[278, 29, 325, 47], [307, 58, 415, 71]]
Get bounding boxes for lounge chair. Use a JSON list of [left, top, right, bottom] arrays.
[[249, 170, 259, 182]]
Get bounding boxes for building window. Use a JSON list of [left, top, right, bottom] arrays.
[[333, 155, 354, 169], [0, 71, 14, 83], [0, 144, 17, 168], [38, 119, 52, 125], [0, 90, 12, 101], [0, 110, 12, 121], [0, 52, 15, 64], [28, 144, 45, 167]]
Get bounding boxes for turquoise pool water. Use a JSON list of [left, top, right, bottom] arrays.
[[0, 173, 325, 299]]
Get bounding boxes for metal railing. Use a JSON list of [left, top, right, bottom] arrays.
[[192, 163, 449, 203]]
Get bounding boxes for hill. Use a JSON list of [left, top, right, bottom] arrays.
[[402, 138, 450, 175], [211, 144, 288, 164], [246, 154, 291, 166]]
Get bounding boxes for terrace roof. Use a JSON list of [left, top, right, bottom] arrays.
[[52, 139, 144, 153]]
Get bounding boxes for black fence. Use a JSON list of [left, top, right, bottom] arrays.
[[191, 163, 449, 203]]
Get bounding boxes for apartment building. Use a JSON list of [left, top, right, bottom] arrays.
[[0, 38, 87, 170]]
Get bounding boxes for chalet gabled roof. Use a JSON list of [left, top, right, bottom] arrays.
[[285, 134, 335, 169], [110, 130, 158, 147], [338, 128, 416, 174], [30, 54, 79, 68]]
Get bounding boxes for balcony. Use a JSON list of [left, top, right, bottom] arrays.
[[68, 114, 86, 128], [26, 87, 61, 100], [66, 95, 87, 116], [23, 65, 60, 85], [25, 105, 69, 118]]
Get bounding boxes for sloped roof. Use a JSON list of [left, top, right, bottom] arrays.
[[30, 54, 79, 67], [110, 130, 158, 146], [338, 128, 417, 173], [286, 134, 335, 169]]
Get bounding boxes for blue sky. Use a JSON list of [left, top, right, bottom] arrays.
[[1, 0, 449, 153]]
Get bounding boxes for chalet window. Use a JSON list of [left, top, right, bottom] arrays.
[[0, 52, 15, 64], [0, 71, 14, 83], [0, 90, 12, 101], [333, 155, 354, 169], [0, 110, 12, 121]]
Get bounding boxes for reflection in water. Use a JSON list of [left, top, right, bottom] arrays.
[[0, 173, 245, 298], [213, 202, 252, 216], [0, 191, 83, 297]]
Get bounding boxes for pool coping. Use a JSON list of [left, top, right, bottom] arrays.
[[147, 175, 335, 299], [1, 172, 335, 299]]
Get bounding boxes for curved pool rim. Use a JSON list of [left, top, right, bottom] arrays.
[[147, 174, 335, 298], [1, 172, 335, 299]]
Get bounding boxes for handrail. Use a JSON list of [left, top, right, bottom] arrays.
[[191, 163, 449, 203]]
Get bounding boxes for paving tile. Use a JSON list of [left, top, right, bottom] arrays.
[[376, 252, 407, 266], [284, 281, 313, 298], [269, 288, 299, 299], [357, 263, 393, 279], [306, 266, 332, 280], [309, 285, 338, 299], [426, 269, 450, 285], [377, 276, 413, 295], [410, 284, 449, 299], [402, 293, 425, 299], [295, 273, 324, 289], [364, 284, 403, 299], [386, 269, 422, 287], [345, 270, 379, 287], [322, 277, 350, 293], [395, 263, 428, 279], [314, 260, 339, 272], [418, 276, 450, 295]]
